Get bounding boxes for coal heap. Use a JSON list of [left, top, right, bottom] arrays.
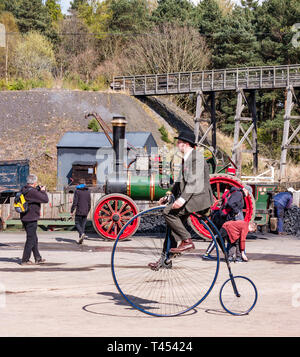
[[136, 213, 166, 234], [283, 205, 300, 237]]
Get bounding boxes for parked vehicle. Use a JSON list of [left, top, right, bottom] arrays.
[[0, 159, 29, 229], [0, 160, 29, 203]]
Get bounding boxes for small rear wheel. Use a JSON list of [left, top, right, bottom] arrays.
[[219, 275, 258, 316]]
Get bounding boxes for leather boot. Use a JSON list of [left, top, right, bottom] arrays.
[[148, 254, 172, 271], [169, 238, 195, 253]]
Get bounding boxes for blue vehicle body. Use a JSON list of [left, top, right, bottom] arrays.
[[0, 160, 29, 196]]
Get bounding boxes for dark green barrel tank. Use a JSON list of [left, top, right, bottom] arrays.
[[105, 172, 171, 201], [127, 173, 170, 200]]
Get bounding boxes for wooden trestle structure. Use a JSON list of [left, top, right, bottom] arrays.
[[111, 64, 300, 181]]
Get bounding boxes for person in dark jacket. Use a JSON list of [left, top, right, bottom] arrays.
[[224, 186, 245, 221], [71, 179, 91, 244], [273, 187, 295, 235], [202, 185, 252, 260], [20, 174, 49, 265]]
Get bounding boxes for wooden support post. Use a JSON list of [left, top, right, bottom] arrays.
[[210, 91, 217, 153], [280, 87, 292, 181], [232, 89, 259, 177], [194, 91, 204, 144], [279, 86, 300, 181], [249, 90, 258, 175], [195, 91, 210, 145], [232, 89, 243, 176], [194, 90, 217, 151]]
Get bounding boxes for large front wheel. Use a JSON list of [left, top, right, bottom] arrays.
[[111, 206, 220, 317]]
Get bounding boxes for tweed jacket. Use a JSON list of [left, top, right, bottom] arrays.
[[171, 148, 214, 213]]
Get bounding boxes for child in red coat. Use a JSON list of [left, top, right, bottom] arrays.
[[220, 220, 257, 262]]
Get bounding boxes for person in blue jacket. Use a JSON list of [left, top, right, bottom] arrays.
[[273, 187, 295, 235]]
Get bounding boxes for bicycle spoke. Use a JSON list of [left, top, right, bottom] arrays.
[[111, 206, 220, 317]]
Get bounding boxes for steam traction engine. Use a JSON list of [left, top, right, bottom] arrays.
[[91, 116, 256, 240]]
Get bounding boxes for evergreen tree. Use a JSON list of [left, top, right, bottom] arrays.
[[77, 0, 112, 37], [194, 1, 262, 138], [192, 0, 224, 67], [0, 0, 19, 14], [13, 0, 52, 35], [70, 0, 88, 10], [212, 7, 261, 68], [151, 0, 195, 25], [255, 0, 300, 65], [240, 0, 259, 10], [250, 0, 300, 163], [194, 0, 224, 38], [45, 0, 63, 23], [107, 0, 152, 33]]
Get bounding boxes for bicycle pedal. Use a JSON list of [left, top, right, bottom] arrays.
[[149, 258, 172, 271], [162, 259, 173, 269], [169, 252, 181, 259]]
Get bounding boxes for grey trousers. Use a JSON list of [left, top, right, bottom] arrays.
[[163, 204, 191, 242], [219, 227, 241, 258]]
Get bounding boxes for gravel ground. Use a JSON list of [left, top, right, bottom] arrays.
[[0, 229, 299, 338]]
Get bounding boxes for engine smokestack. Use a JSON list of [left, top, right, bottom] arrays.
[[111, 115, 127, 178]]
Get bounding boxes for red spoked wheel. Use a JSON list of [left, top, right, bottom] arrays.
[[92, 193, 140, 240], [189, 174, 256, 239]]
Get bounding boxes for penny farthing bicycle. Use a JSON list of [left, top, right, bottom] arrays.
[[111, 202, 258, 317]]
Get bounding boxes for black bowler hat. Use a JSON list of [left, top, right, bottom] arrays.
[[175, 130, 196, 146]]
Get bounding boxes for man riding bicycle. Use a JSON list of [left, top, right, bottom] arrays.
[[148, 130, 214, 270]]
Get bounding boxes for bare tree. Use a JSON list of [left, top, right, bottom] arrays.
[[56, 12, 97, 80], [68, 47, 99, 82], [110, 23, 211, 76]]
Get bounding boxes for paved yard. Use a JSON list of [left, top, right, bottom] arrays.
[[0, 229, 299, 337]]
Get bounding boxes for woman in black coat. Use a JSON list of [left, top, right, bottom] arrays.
[[20, 174, 49, 265]]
